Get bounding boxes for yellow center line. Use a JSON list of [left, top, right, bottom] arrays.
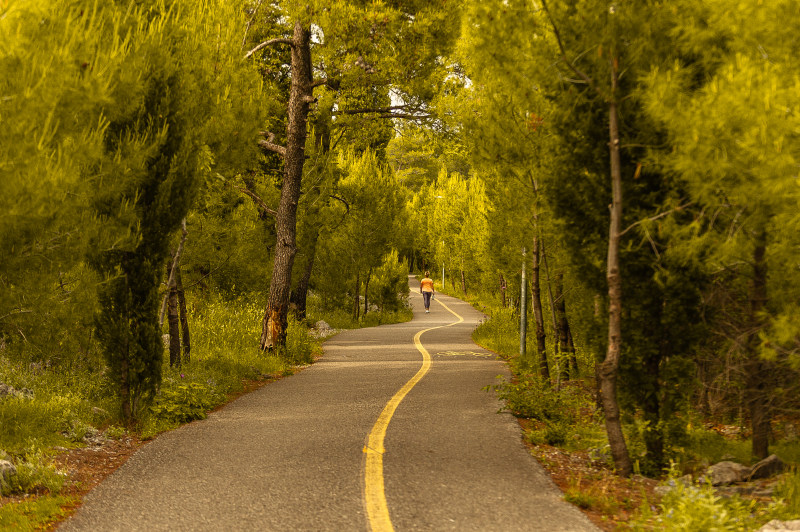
[[363, 298, 464, 532]]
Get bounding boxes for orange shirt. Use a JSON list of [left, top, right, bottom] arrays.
[[420, 278, 435, 292]]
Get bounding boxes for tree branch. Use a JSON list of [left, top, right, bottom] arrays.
[[309, 78, 340, 90], [236, 186, 278, 218], [619, 202, 694, 237], [332, 105, 413, 116], [240, 0, 264, 51], [258, 131, 287, 157], [539, 0, 604, 99], [244, 38, 294, 59]]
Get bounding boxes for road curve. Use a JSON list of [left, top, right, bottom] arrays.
[[60, 277, 597, 531]]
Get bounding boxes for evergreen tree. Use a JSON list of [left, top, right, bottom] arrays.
[[643, 0, 800, 458]]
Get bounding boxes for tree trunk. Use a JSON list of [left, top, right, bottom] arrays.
[[599, 64, 633, 477], [168, 279, 181, 368], [541, 240, 561, 386], [555, 273, 571, 382], [364, 268, 371, 316], [499, 273, 507, 307], [176, 268, 190, 364], [353, 271, 361, 321], [290, 230, 319, 321], [460, 269, 467, 296], [746, 229, 770, 459], [260, 22, 313, 351], [531, 236, 550, 383], [566, 325, 578, 377]]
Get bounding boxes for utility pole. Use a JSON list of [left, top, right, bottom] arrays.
[[520, 247, 527, 359]]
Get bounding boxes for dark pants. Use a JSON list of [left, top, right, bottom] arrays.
[[422, 291, 432, 309]]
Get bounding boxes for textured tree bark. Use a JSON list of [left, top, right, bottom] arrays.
[[289, 234, 317, 321], [460, 269, 467, 295], [555, 273, 571, 382], [530, 236, 550, 383], [364, 268, 371, 316], [353, 271, 361, 321], [599, 64, 633, 477], [566, 324, 578, 377], [167, 280, 180, 368], [260, 22, 313, 351], [746, 230, 770, 459], [541, 240, 561, 384], [176, 268, 190, 364]]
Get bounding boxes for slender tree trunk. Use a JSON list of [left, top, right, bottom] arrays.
[[746, 229, 770, 459], [531, 236, 550, 383], [566, 325, 577, 377], [499, 273, 507, 307], [364, 268, 371, 316], [460, 270, 467, 296], [261, 22, 313, 351], [541, 240, 561, 386], [290, 230, 319, 321], [599, 63, 633, 477], [168, 279, 180, 368], [176, 268, 190, 364], [353, 271, 361, 320], [555, 273, 571, 382]]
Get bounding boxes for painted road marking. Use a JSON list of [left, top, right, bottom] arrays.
[[362, 298, 464, 532], [435, 351, 494, 358]]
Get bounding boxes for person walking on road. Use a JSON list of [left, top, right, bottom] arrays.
[[420, 271, 435, 313]]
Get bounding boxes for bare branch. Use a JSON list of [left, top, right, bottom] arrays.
[[241, 0, 264, 51], [619, 202, 694, 236], [309, 78, 339, 90], [258, 131, 287, 158], [236, 186, 278, 218], [244, 38, 294, 60], [332, 105, 413, 116], [539, 0, 604, 99]]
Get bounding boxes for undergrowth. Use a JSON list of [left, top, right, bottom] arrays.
[[469, 291, 800, 530]]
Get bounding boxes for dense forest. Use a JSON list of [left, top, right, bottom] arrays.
[[2, 0, 800, 528]]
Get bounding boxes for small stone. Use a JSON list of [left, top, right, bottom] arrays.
[[758, 519, 800, 531], [703, 461, 752, 486], [0, 459, 17, 483], [654, 484, 673, 497], [749, 454, 785, 481]]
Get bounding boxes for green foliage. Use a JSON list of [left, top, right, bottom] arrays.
[[1, 450, 67, 497], [775, 468, 800, 519], [473, 308, 520, 359], [0, 394, 87, 455], [0, 495, 77, 531], [149, 380, 223, 426], [630, 475, 786, 531]]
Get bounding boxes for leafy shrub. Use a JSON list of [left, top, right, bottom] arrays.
[[630, 465, 794, 531], [1, 451, 66, 496], [149, 381, 223, 425], [774, 467, 800, 520], [491, 374, 588, 424], [370, 250, 410, 312], [473, 307, 518, 358]]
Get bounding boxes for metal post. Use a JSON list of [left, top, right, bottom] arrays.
[[520, 247, 527, 358]]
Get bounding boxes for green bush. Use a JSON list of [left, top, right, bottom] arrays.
[[149, 381, 223, 425], [629, 466, 800, 531], [1, 450, 67, 496]]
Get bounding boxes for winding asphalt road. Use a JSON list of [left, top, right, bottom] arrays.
[[61, 278, 597, 531]]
